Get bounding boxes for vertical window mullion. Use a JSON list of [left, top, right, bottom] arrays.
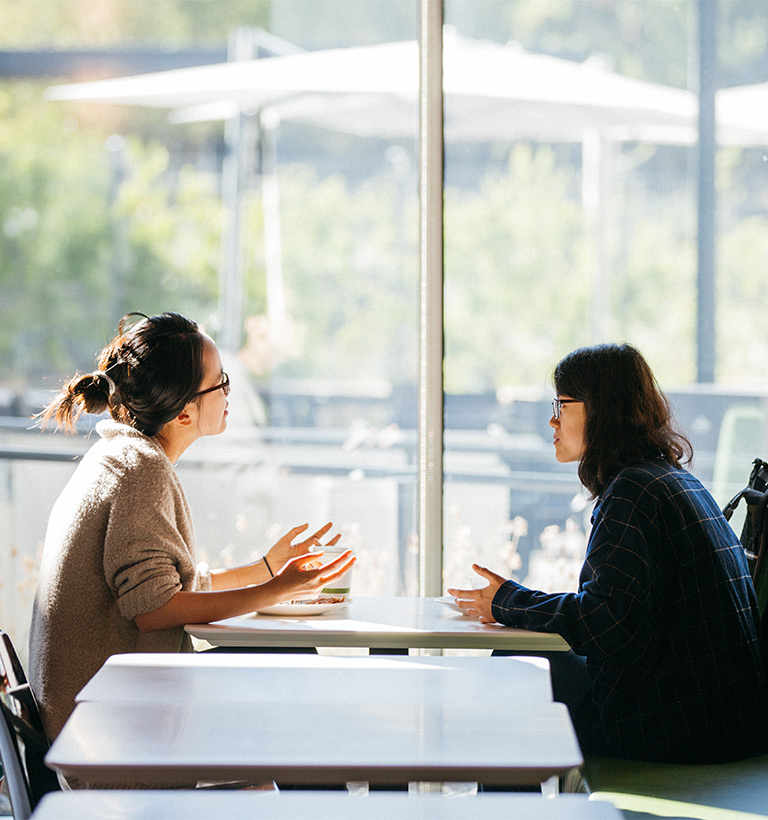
[[418, 0, 445, 597]]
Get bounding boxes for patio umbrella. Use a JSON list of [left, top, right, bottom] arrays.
[[46, 33, 768, 347], [716, 81, 768, 144], [49, 33, 705, 142], [50, 30, 768, 143]]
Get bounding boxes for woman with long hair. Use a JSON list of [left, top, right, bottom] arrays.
[[449, 343, 767, 763], [30, 312, 353, 743]]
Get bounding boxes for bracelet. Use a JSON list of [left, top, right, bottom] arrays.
[[263, 556, 274, 577]]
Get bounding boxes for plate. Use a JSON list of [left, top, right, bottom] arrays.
[[435, 595, 463, 613], [255, 599, 352, 617]]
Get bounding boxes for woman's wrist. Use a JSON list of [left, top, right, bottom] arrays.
[[240, 557, 272, 587]]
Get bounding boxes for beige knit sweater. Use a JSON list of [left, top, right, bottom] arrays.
[[29, 420, 211, 742]]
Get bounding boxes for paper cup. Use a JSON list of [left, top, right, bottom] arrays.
[[318, 547, 354, 601]]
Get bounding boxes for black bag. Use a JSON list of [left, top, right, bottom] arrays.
[[723, 458, 768, 617]]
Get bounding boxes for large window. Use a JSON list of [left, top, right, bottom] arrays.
[[441, 0, 768, 595], [1, 1, 768, 647]]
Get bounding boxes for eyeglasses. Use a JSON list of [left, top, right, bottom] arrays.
[[196, 372, 230, 398], [551, 398, 581, 420]]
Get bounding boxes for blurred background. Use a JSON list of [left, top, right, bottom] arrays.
[[2, 0, 768, 656]]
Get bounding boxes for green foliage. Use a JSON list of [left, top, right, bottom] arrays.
[[449, 0, 690, 86], [611, 204, 698, 384], [2, 0, 768, 398], [0, 83, 114, 381], [0, 84, 223, 383], [277, 165, 418, 383], [0, 0, 271, 47], [719, 0, 768, 85], [444, 145, 589, 391], [718, 212, 768, 385], [113, 137, 222, 323]]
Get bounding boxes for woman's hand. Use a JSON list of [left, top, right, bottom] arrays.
[[446, 564, 506, 623], [136, 548, 356, 634], [208, 522, 343, 590], [269, 550, 355, 601], [265, 522, 341, 575]]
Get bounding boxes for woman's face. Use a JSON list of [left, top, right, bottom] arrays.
[[549, 396, 586, 463], [194, 334, 229, 437]]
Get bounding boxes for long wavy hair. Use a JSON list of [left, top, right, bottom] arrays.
[[40, 312, 205, 437], [554, 343, 692, 497]]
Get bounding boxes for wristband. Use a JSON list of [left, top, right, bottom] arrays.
[[263, 556, 274, 577]]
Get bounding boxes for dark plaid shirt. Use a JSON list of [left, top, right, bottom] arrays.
[[492, 458, 768, 762]]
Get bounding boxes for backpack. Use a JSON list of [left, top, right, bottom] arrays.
[[723, 458, 768, 618]]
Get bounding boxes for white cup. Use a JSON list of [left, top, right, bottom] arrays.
[[317, 547, 355, 602]]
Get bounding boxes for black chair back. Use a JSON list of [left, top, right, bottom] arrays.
[[0, 631, 60, 819], [723, 458, 768, 618]]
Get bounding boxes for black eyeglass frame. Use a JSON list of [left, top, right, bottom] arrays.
[[551, 397, 581, 420], [196, 372, 230, 398]]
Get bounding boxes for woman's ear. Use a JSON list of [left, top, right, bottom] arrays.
[[173, 406, 194, 428]]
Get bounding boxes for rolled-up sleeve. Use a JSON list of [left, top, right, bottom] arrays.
[[102, 457, 195, 620]]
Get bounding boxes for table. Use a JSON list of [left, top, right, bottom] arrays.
[[47, 653, 582, 788], [185, 596, 570, 652], [77, 652, 555, 705], [47, 700, 581, 787], [30, 791, 623, 820]]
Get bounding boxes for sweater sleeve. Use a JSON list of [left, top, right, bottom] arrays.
[[492, 488, 658, 666], [103, 453, 194, 620]]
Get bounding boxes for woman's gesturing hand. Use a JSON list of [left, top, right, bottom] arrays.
[[265, 522, 342, 574], [446, 564, 505, 623], [136, 548, 355, 634], [270, 549, 355, 600]]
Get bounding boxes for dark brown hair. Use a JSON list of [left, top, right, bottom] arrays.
[[40, 312, 205, 437], [554, 343, 692, 497]]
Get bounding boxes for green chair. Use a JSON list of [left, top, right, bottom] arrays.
[[581, 753, 768, 820]]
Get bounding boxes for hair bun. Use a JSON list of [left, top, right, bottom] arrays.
[[93, 371, 117, 398]]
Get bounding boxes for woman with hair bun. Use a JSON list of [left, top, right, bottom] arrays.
[[30, 312, 353, 743], [450, 343, 768, 763]]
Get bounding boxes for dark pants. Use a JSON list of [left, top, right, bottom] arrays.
[[492, 648, 590, 716], [481, 649, 594, 792]]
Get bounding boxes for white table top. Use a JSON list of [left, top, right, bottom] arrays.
[[185, 596, 569, 652], [77, 652, 555, 705], [47, 697, 582, 787], [31, 791, 623, 820]]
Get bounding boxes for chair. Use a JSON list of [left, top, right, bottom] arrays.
[[722, 458, 768, 623], [580, 752, 768, 819], [0, 630, 60, 819]]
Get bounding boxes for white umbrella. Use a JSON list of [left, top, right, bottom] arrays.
[[716, 81, 768, 145], [48, 32, 768, 145], [48, 33, 702, 143], [47, 34, 768, 346]]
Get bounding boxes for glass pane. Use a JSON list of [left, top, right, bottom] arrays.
[[443, 0, 768, 593], [0, 1, 420, 653]]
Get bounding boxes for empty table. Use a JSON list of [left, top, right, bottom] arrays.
[[76, 652, 555, 706], [48, 652, 582, 788], [30, 791, 624, 820]]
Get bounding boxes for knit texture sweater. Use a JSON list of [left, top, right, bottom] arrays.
[[29, 420, 211, 742]]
